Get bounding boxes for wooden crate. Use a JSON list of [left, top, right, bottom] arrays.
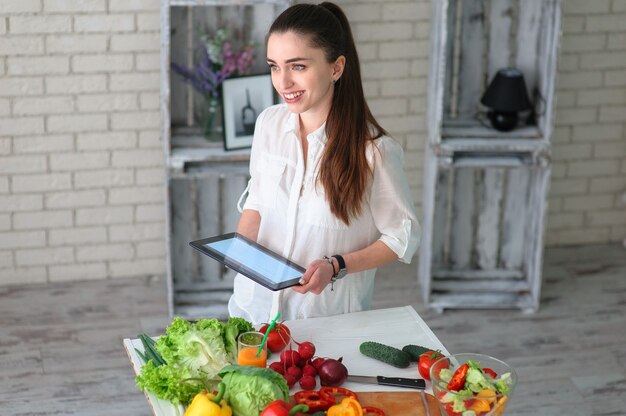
[[160, 0, 290, 319], [168, 162, 249, 320], [420, 0, 562, 312]]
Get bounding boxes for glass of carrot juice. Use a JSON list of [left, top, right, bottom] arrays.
[[237, 331, 267, 368]]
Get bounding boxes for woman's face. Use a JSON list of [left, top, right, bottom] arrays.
[[267, 31, 344, 121]]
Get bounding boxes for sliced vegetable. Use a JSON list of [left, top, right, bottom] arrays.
[[483, 367, 497, 378], [294, 390, 335, 413], [319, 386, 358, 403], [359, 341, 411, 368], [447, 363, 469, 391], [326, 397, 363, 416], [362, 406, 385, 416]]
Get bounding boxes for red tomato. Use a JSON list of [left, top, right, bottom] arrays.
[[418, 350, 446, 380], [437, 392, 462, 416], [447, 363, 469, 391], [483, 367, 497, 378], [260, 323, 291, 353]]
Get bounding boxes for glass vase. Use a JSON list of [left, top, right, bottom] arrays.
[[203, 95, 223, 142]]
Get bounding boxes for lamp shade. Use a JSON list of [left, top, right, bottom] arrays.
[[481, 68, 532, 113]]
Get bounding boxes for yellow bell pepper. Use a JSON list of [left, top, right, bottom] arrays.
[[326, 397, 363, 416], [494, 395, 508, 415], [184, 383, 232, 416], [467, 389, 497, 413]]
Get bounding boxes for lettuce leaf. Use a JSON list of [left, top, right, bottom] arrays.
[[224, 317, 254, 361], [135, 360, 204, 405]]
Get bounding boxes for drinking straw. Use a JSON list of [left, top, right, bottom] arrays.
[[257, 312, 280, 357]]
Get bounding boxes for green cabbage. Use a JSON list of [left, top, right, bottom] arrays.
[[218, 365, 289, 416]]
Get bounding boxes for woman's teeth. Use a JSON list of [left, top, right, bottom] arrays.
[[284, 91, 303, 99]]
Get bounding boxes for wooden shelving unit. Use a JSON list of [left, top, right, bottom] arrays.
[[419, 0, 562, 312], [160, 0, 290, 319]]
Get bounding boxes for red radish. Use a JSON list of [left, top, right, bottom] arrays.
[[284, 373, 297, 388], [318, 357, 348, 387], [280, 349, 301, 367], [311, 357, 326, 370], [298, 341, 316, 361], [302, 364, 317, 377], [268, 361, 284, 375], [287, 366, 302, 380], [299, 375, 316, 390]]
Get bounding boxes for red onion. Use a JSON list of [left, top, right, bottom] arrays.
[[318, 357, 348, 387]]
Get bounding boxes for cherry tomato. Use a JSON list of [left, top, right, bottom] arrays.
[[483, 367, 497, 378], [447, 363, 469, 391], [259, 322, 291, 353], [418, 350, 446, 380]]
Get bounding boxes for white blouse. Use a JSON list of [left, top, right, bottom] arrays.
[[228, 104, 420, 325]]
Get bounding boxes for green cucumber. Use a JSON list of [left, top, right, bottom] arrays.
[[402, 344, 434, 362], [359, 341, 411, 368]]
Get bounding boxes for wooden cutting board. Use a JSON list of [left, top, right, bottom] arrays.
[[291, 391, 442, 416]]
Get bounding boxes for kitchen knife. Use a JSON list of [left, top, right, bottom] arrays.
[[346, 375, 426, 390]]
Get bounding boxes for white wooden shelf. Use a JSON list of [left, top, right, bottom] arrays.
[[419, 0, 562, 313], [161, 0, 290, 319]]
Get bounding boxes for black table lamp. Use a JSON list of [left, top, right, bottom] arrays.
[[480, 68, 532, 132]]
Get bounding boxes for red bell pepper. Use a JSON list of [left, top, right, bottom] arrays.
[[294, 390, 335, 413], [447, 363, 469, 391], [260, 400, 309, 416]]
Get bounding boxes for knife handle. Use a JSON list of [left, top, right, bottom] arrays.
[[377, 376, 426, 390]]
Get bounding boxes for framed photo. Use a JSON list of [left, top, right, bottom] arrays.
[[221, 74, 274, 151]]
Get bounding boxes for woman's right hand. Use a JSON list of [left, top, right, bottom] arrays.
[[291, 258, 334, 295]]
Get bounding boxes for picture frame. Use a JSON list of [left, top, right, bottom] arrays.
[[221, 74, 274, 151]]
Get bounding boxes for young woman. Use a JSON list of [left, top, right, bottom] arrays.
[[228, 2, 420, 324]]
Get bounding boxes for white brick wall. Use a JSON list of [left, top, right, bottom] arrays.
[[0, 0, 162, 284], [545, 0, 626, 246], [0, 0, 624, 286]]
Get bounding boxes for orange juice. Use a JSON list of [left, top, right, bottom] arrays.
[[237, 346, 267, 367]]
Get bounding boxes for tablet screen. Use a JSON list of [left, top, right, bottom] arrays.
[[190, 233, 305, 291]]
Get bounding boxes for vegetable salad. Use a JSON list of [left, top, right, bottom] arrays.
[[434, 360, 514, 416]]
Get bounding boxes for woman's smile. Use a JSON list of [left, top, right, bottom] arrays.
[[283, 90, 304, 102]]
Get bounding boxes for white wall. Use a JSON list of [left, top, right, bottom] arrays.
[[0, 0, 625, 286]]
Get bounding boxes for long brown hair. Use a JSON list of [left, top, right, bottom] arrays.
[[268, 2, 387, 225]]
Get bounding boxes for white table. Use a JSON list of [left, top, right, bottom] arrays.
[[124, 306, 449, 416]]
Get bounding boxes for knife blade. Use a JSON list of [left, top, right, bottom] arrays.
[[346, 375, 426, 390]]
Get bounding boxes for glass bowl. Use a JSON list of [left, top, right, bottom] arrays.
[[430, 353, 517, 416]]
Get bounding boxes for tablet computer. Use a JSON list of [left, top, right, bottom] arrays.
[[189, 232, 305, 291]]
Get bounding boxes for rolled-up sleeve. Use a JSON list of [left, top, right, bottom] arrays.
[[369, 138, 421, 263]]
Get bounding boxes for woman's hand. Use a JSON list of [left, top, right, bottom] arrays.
[[291, 258, 334, 295]]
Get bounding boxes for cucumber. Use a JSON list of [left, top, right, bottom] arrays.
[[402, 344, 434, 362], [359, 341, 411, 368]]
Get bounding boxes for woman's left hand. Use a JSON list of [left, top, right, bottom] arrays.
[[291, 258, 333, 295]]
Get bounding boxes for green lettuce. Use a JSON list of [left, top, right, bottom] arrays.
[[218, 365, 289, 416], [156, 317, 230, 380], [136, 316, 254, 406], [136, 360, 204, 405], [224, 317, 254, 361]]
